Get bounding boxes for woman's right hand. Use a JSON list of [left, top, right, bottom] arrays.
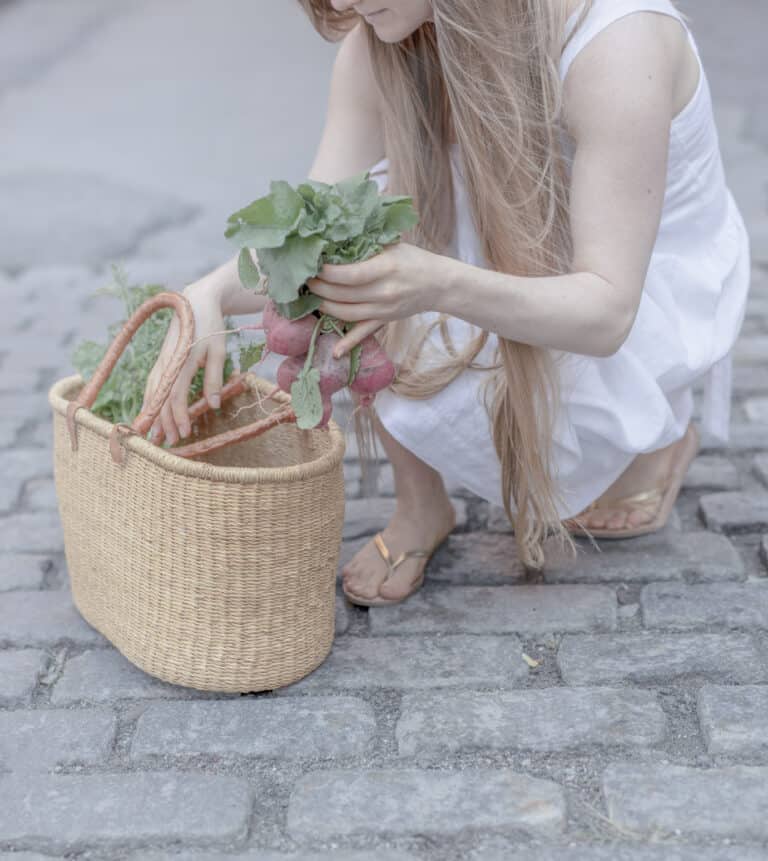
[[142, 278, 229, 446]]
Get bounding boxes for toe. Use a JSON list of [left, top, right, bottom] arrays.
[[606, 509, 628, 529]]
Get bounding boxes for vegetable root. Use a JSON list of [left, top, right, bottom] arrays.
[[349, 334, 395, 395]]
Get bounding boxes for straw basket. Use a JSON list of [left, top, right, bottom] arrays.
[[47, 291, 346, 692]]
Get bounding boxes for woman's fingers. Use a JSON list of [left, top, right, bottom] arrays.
[[333, 319, 386, 357], [203, 336, 225, 409], [168, 358, 201, 440]]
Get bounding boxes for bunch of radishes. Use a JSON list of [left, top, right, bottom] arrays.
[[261, 299, 395, 428]]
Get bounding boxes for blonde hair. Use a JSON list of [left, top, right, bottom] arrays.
[[297, 0, 596, 569]]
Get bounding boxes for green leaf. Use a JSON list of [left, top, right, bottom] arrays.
[[239, 342, 264, 371], [237, 248, 263, 291], [382, 199, 420, 235], [257, 234, 327, 302], [290, 366, 324, 429], [274, 290, 322, 320], [225, 180, 304, 248]]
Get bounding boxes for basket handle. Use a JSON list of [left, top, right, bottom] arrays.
[[66, 291, 297, 464]]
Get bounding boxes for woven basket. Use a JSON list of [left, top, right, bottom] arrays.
[[47, 291, 346, 692]]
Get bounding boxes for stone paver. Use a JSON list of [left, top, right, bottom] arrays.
[[472, 847, 765, 861], [698, 684, 768, 754], [603, 763, 768, 839], [0, 590, 107, 646], [543, 531, 744, 583], [0, 707, 116, 772], [287, 768, 565, 839], [0, 553, 53, 590], [699, 490, 768, 532], [131, 698, 376, 759], [275, 634, 527, 692], [0, 772, 251, 847], [1, 0, 767, 856], [641, 581, 768, 629], [395, 688, 666, 756], [558, 633, 766, 685], [0, 648, 46, 703], [368, 585, 617, 634], [50, 648, 213, 704]]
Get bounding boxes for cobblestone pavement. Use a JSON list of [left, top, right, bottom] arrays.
[[1, 0, 767, 858]]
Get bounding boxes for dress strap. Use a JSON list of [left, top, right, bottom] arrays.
[[561, 0, 698, 82]]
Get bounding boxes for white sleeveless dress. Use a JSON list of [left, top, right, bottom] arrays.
[[365, 0, 751, 520]]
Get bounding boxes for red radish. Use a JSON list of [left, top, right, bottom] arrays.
[[312, 333, 351, 396], [276, 354, 307, 394], [349, 334, 395, 395], [265, 314, 316, 357], [316, 396, 334, 429]]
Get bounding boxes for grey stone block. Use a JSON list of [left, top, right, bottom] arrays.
[[22, 477, 59, 510], [50, 648, 210, 704], [287, 768, 565, 839], [0, 553, 54, 590], [426, 532, 529, 585], [544, 531, 744, 584], [735, 336, 768, 364], [558, 633, 765, 685], [745, 397, 768, 422], [0, 171, 197, 269], [0, 449, 52, 514], [753, 453, 768, 487], [137, 851, 417, 861], [698, 684, 768, 754], [368, 585, 617, 635], [342, 496, 466, 540], [0, 591, 108, 646], [682, 455, 741, 490], [396, 688, 666, 756], [472, 845, 763, 861], [275, 634, 527, 693], [0, 511, 64, 553], [641, 581, 768, 629], [0, 648, 46, 703], [131, 697, 376, 759], [732, 366, 768, 397], [699, 491, 768, 533], [603, 762, 768, 839], [0, 772, 251, 846], [0, 707, 115, 772]]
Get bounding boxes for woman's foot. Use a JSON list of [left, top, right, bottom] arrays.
[[342, 494, 456, 602], [575, 427, 694, 531]]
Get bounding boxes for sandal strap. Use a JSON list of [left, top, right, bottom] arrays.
[[373, 532, 430, 579], [581, 482, 666, 516]]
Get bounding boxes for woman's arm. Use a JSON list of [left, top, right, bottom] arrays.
[[204, 251, 268, 315], [435, 12, 677, 357]]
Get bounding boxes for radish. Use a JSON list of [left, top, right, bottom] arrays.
[[276, 354, 307, 394], [349, 334, 395, 395], [264, 311, 316, 357], [312, 333, 351, 396]]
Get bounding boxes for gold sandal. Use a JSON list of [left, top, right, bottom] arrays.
[[563, 421, 700, 540], [342, 531, 437, 607]]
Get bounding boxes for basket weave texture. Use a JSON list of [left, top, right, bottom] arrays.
[[48, 300, 346, 692]]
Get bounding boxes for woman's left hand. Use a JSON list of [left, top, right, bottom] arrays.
[[306, 242, 445, 358]]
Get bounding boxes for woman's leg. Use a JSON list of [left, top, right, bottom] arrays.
[[342, 406, 457, 601]]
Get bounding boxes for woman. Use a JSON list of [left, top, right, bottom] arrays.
[[143, 0, 750, 607]]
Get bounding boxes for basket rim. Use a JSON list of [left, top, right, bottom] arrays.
[[48, 372, 346, 484]]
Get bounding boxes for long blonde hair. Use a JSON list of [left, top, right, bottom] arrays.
[[297, 0, 595, 569]]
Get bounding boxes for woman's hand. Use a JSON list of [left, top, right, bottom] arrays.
[[306, 242, 447, 357], [141, 278, 228, 446]]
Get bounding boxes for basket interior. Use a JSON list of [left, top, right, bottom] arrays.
[[58, 376, 337, 470], [189, 380, 331, 469]]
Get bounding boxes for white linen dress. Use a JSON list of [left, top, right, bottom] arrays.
[[366, 0, 751, 520]]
